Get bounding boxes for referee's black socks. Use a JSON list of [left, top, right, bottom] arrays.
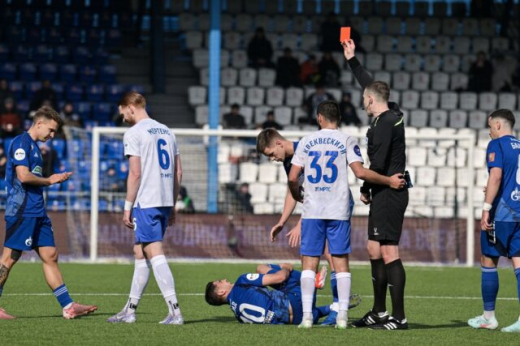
[[386, 259, 406, 321], [370, 258, 388, 314]]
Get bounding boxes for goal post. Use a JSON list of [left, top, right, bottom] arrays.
[[88, 126, 476, 265]]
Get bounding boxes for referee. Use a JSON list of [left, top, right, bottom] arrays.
[[342, 39, 409, 330]]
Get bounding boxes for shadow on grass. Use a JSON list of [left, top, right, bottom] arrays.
[[187, 316, 237, 324], [407, 320, 469, 330]]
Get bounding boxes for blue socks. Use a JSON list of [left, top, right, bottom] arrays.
[[515, 268, 520, 304], [330, 271, 338, 303], [481, 266, 499, 311], [53, 284, 73, 309], [0, 285, 3, 299]]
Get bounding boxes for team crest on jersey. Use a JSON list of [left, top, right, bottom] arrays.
[[246, 273, 259, 281], [14, 148, 26, 161], [489, 153, 495, 162], [353, 145, 362, 157], [25, 236, 32, 247], [511, 188, 520, 201]]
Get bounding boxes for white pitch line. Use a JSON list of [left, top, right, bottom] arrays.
[[2, 293, 518, 300]]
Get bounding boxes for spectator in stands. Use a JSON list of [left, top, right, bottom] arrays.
[[30, 80, 58, 111], [0, 144, 7, 178], [261, 110, 283, 130], [103, 166, 125, 192], [0, 79, 12, 105], [247, 27, 274, 68], [319, 52, 341, 87], [320, 12, 342, 52], [223, 104, 247, 129], [468, 52, 493, 93], [275, 48, 301, 88], [492, 53, 517, 92], [300, 83, 335, 124], [0, 97, 23, 139], [340, 93, 362, 126], [39, 143, 59, 177], [300, 55, 320, 85], [176, 186, 195, 214], [60, 102, 84, 128], [235, 183, 254, 214]]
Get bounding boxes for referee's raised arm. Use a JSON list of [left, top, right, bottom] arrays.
[[342, 40, 374, 90]]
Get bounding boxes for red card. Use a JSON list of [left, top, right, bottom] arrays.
[[340, 27, 351, 42]]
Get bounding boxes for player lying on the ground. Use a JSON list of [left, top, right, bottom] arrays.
[[205, 263, 358, 325]]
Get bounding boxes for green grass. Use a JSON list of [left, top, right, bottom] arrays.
[[0, 263, 519, 345]]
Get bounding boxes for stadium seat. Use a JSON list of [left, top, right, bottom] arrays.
[[60, 64, 77, 82], [376, 35, 394, 53], [429, 110, 447, 128], [93, 103, 112, 121], [428, 186, 446, 206], [246, 87, 265, 106], [365, 53, 383, 71], [386, 18, 402, 35], [448, 110, 468, 129], [185, 31, 203, 50], [79, 65, 98, 83], [258, 68, 276, 87], [285, 87, 304, 107], [227, 86, 245, 105], [403, 54, 421, 72], [273, 15, 290, 32], [38, 63, 57, 81], [442, 55, 461, 73], [99, 65, 117, 84], [477, 128, 491, 148], [462, 18, 479, 36], [404, 18, 421, 35], [409, 110, 428, 128], [418, 127, 438, 148], [65, 84, 84, 102], [396, 36, 414, 53], [292, 15, 308, 33], [401, 90, 420, 109], [408, 147, 427, 167], [362, 35, 376, 52], [437, 128, 457, 148], [188, 86, 206, 106], [266, 87, 284, 106], [474, 148, 487, 168], [385, 54, 402, 72], [239, 68, 257, 87], [86, 84, 104, 102], [441, 18, 459, 36], [0, 62, 16, 80], [409, 186, 426, 206], [415, 36, 432, 54], [424, 18, 441, 35], [480, 19, 496, 37], [433, 2, 448, 17], [280, 33, 298, 50], [453, 37, 470, 55], [268, 182, 287, 203], [239, 162, 259, 183], [468, 110, 487, 129], [235, 14, 253, 32], [478, 92, 497, 111], [498, 93, 517, 110], [431, 72, 449, 91], [392, 72, 411, 90], [358, 2, 373, 16], [230, 49, 247, 68], [476, 168, 489, 188], [75, 102, 92, 119], [106, 84, 124, 103], [450, 73, 468, 91], [254, 106, 272, 123], [221, 67, 238, 87], [412, 72, 430, 91], [447, 147, 467, 168], [258, 163, 279, 184], [459, 92, 477, 110], [423, 55, 441, 73], [274, 106, 292, 125], [440, 91, 458, 110], [8, 81, 23, 100], [373, 71, 391, 86], [437, 167, 456, 187], [416, 166, 436, 187], [301, 33, 318, 51], [195, 105, 209, 124]]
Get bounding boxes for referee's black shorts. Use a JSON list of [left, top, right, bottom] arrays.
[[368, 187, 409, 245]]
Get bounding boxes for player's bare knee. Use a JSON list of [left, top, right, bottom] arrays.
[[480, 255, 497, 267]]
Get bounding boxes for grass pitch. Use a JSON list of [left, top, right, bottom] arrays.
[[0, 262, 518, 345]]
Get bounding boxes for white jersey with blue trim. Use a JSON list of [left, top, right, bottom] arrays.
[[124, 118, 179, 208], [291, 128, 363, 220]]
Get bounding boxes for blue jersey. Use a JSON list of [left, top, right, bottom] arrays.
[[486, 135, 520, 222], [227, 273, 291, 324], [283, 142, 300, 176], [5, 132, 46, 217]]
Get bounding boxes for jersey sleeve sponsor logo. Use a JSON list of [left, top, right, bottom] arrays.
[[14, 148, 26, 161], [246, 273, 260, 281], [31, 166, 42, 176], [488, 153, 495, 162], [353, 145, 362, 157]]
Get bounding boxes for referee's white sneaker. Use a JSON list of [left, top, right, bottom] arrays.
[[467, 315, 498, 330], [501, 317, 520, 333]]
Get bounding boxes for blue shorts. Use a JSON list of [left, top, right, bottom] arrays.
[[4, 216, 55, 251], [300, 219, 351, 256], [133, 206, 172, 244], [481, 221, 520, 258]]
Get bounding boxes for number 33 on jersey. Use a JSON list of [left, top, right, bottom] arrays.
[[291, 129, 363, 220]]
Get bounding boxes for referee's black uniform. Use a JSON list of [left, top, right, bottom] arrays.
[[348, 57, 408, 244]]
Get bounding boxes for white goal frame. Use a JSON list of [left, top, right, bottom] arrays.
[[90, 127, 476, 265]]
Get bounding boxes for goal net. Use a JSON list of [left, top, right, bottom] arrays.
[[62, 126, 478, 264]]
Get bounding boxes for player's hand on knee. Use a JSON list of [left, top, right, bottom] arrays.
[[389, 173, 406, 190], [270, 223, 284, 242], [360, 192, 371, 205], [123, 210, 134, 229], [286, 226, 301, 248]]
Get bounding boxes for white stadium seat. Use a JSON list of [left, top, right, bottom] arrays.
[[417, 166, 436, 186], [393, 72, 411, 90], [185, 31, 203, 49], [479, 92, 498, 111], [366, 53, 384, 71], [239, 68, 257, 87], [249, 182, 268, 203], [428, 186, 446, 206], [219, 162, 237, 183], [424, 55, 442, 73], [377, 35, 394, 53], [239, 162, 259, 183], [453, 37, 470, 54], [223, 32, 242, 50], [431, 72, 449, 91], [424, 18, 441, 35], [450, 73, 468, 91], [227, 86, 245, 105], [498, 93, 517, 110], [409, 109, 428, 127], [246, 87, 265, 106], [434, 36, 451, 54], [385, 54, 403, 71], [416, 36, 433, 54], [429, 110, 448, 128], [459, 92, 478, 110], [401, 90, 420, 109], [437, 167, 456, 187], [254, 106, 271, 123], [266, 87, 285, 106], [285, 87, 304, 107], [440, 91, 458, 110], [412, 72, 430, 91], [221, 68, 238, 87], [408, 147, 427, 167], [404, 54, 422, 72], [442, 55, 460, 73], [188, 86, 206, 105], [258, 68, 276, 87], [396, 36, 414, 53], [428, 148, 447, 167], [449, 110, 468, 129], [195, 105, 209, 124], [268, 183, 286, 203], [374, 71, 391, 85], [231, 49, 248, 68], [420, 91, 439, 110], [441, 18, 459, 36], [274, 106, 293, 125], [468, 110, 488, 129]]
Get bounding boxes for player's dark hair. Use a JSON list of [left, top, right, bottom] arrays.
[[33, 106, 63, 127], [118, 91, 146, 109], [256, 128, 284, 154], [317, 100, 341, 124], [366, 81, 390, 102], [489, 109, 515, 128], [205, 281, 226, 306]]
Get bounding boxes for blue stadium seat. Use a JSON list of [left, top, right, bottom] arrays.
[[98, 199, 108, 211], [83, 119, 98, 129], [48, 199, 66, 211], [54, 45, 70, 63], [99, 159, 112, 172], [33, 45, 52, 63], [66, 84, 84, 102], [75, 102, 92, 119], [106, 29, 122, 46], [40, 63, 57, 81], [92, 102, 112, 121], [52, 82, 64, 100], [0, 44, 9, 62], [106, 141, 124, 159], [8, 81, 24, 101], [117, 161, 129, 179], [16, 100, 29, 115], [67, 28, 82, 46], [69, 139, 83, 158], [13, 45, 29, 63], [86, 84, 104, 102], [19, 63, 37, 81], [93, 47, 109, 65], [79, 65, 98, 83], [51, 138, 66, 159], [106, 84, 123, 102], [60, 64, 77, 82], [47, 28, 63, 45], [99, 65, 116, 84], [0, 63, 16, 80], [47, 183, 61, 192], [73, 46, 91, 65], [25, 81, 41, 99], [126, 84, 144, 94]]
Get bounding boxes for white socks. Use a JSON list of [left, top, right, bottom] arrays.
[[301, 270, 316, 318], [125, 259, 151, 313], [150, 255, 181, 316], [336, 272, 352, 320], [483, 310, 495, 320]]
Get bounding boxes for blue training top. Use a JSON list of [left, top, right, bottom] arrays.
[[5, 132, 46, 217]]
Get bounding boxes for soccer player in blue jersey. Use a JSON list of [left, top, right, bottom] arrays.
[[468, 109, 520, 333], [205, 263, 333, 325], [107, 92, 184, 325], [0, 107, 97, 320]]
